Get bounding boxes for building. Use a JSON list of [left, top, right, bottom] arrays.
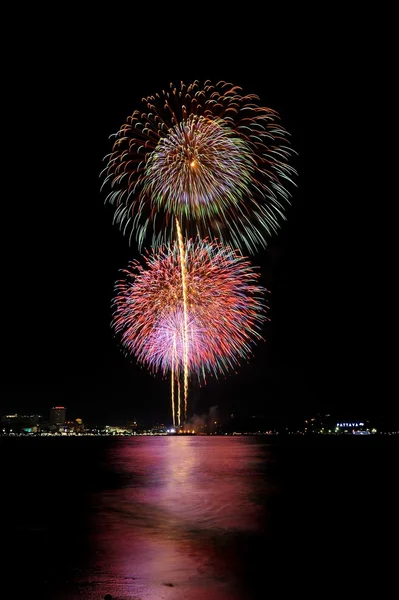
[[1, 414, 42, 433], [335, 420, 375, 434], [303, 413, 376, 435], [50, 406, 66, 425]]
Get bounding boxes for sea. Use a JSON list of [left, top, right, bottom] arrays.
[[1, 435, 397, 599]]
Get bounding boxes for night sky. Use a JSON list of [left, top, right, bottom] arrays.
[[1, 28, 390, 426]]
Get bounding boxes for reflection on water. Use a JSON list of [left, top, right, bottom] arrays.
[[3, 435, 397, 598], [83, 437, 273, 599]]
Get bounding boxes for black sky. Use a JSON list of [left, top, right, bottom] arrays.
[[1, 23, 391, 425]]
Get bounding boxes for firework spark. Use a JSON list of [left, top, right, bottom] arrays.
[[101, 80, 296, 253], [112, 238, 268, 424]]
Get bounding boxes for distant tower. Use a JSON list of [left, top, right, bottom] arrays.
[[50, 406, 66, 425]]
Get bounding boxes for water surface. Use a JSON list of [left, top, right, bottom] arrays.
[[1, 435, 397, 598]]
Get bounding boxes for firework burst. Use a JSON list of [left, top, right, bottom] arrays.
[[112, 238, 268, 422], [101, 80, 296, 253]]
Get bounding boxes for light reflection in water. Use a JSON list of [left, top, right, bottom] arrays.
[[84, 437, 273, 599]]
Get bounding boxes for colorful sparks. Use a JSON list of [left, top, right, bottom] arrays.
[[101, 80, 296, 254], [111, 238, 268, 425]]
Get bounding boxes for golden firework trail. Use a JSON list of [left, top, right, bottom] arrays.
[[177, 372, 181, 428], [171, 334, 176, 428], [176, 218, 189, 422]]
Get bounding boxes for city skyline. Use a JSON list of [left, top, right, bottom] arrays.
[[2, 404, 397, 435]]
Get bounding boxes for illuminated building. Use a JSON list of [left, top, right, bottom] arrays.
[[1, 414, 42, 433], [335, 421, 375, 434], [50, 406, 66, 425], [74, 418, 84, 432]]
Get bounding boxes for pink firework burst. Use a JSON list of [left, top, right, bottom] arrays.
[[111, 238, 269, 381]]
